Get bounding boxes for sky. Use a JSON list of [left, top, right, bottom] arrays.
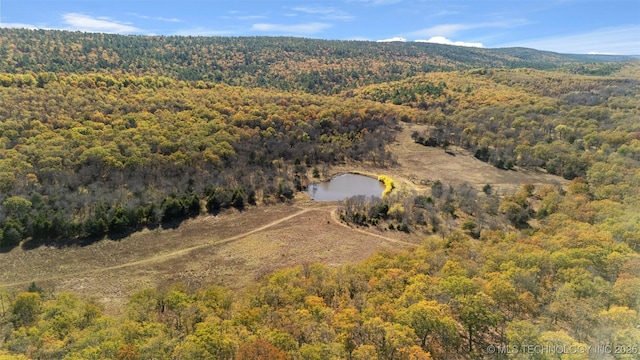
[[0, 0, 639, 55]]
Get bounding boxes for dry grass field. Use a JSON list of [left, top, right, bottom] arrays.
[[0, 123, 566, 314], [335, 123, 567, 195], [0, 202, 419, 314]]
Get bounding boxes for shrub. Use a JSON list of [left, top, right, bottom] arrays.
[[1, 222, 23, 249], [206, 187, 233, 213], [397, 222, 410, 233], [161, 197, 185, 223], [231, 189, 246, 210]]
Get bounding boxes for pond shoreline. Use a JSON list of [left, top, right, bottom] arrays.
[[322, 170, 378, 182], [307, 172, 385, 202]]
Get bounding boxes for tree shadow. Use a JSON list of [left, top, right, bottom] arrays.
[[160, 220, 182, 230], [19, 222, 164, 250], [107, 228, 138, 241], [0, 244, 17, 253], [20, 234, 106, 250], [20, 239, 43, 251]]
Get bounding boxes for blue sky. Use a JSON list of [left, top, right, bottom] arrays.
[[1, 0, 638, 55]]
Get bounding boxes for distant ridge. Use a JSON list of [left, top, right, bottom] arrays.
[[493, 47, 639, 61], [0, 28, 635, 93]]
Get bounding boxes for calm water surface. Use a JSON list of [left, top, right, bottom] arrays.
[[307, 173, 384, 201]]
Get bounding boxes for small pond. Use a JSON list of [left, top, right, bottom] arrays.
[[307, 173, 385, 201]]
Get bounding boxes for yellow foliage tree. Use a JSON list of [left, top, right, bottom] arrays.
[[378, 175, 395, 197]]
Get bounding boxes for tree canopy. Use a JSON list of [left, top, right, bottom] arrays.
[[0, 29, 639, 359]]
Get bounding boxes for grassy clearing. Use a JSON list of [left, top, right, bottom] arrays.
[[336, 122, 567, 195], [0, 122, 567, 314], [0, 203, 418, 315]]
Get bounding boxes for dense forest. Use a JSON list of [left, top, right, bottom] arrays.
[[1, 173, 639, 359], [355, 67, 640, 179], [0, 29, 639, 359], [1, 29, 634, 94], [0, 72, 403, 247]]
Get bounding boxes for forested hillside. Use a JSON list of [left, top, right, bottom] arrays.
[[1, 174, 639, 359], [354, 66, 640, 179], [0, 29, 632, 94], [0, 29, 639, 359], [0, 73, 406, 247]]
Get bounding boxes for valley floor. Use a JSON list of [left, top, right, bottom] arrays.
[[0, 123, 566, 314], [0, 202, 418, 314], [341, 122, 567, 195]]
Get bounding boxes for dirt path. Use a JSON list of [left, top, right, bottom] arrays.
[[0, 204, 418, 291], [0, 207, 313, 289], [0, 123, 566, 305]]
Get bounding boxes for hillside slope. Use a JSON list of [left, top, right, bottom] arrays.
[[0, 29, 632, 94], [0, 31, 639, 360]]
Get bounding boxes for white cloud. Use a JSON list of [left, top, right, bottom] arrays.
[[411, 24, 472, 38], [219, 14, 267, 21], [415, 36, 484, 48], [587, 51, 617, 55], [500, 25, 640, 55], [0, 22, 39, 30], [62, 13, 141, 34], [251, 22, 332, 35], [433, 10, 458, 17], [377, 37, 407, 42], [409, 19, 530, 38], [156, 17, 181, 23], [292, 6, 353, 20], [135, 14, 182, 23], [236, 15, 267, 20]]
